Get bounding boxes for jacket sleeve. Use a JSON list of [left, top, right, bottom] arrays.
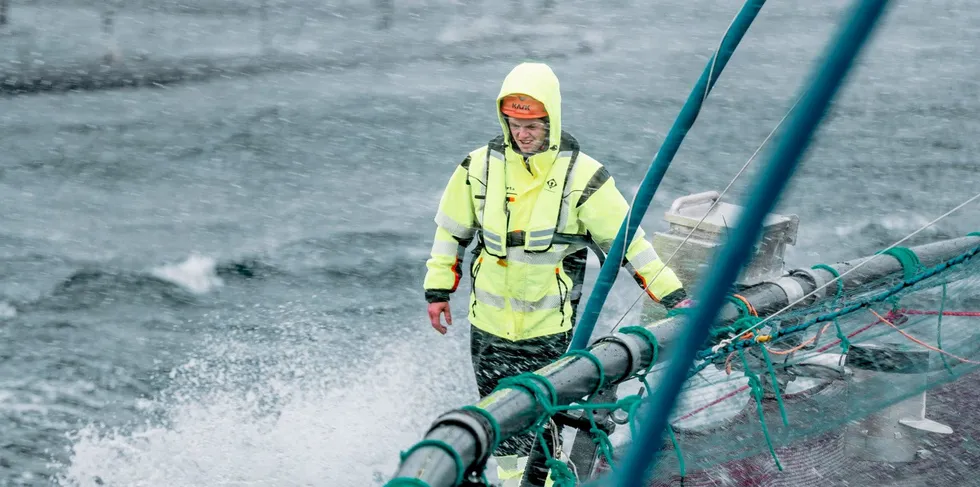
[[423, 157, 478, 303], [576, 166, 687, 305]]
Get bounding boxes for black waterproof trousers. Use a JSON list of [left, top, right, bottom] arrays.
[[470, 327, 571, 486]]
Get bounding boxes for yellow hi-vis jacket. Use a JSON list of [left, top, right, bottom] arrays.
[[424, 62, 684, 341]]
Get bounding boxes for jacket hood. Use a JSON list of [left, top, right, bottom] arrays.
[[496, 63, 562, 156]]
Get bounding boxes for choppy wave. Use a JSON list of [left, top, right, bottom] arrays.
[[37, 265, 214, 310], [6, 230, 428, 315]]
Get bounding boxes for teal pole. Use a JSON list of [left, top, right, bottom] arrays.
[[605, 1, 892, 485], [570, 0, 767, 351]]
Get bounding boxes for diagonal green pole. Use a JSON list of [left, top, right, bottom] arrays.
[[604, 1, 893, 486], [570, 0, 767, 351]]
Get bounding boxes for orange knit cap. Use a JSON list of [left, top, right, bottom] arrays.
[[500, 94, 548, 119]]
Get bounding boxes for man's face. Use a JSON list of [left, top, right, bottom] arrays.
[[507, 117, 548, 154]]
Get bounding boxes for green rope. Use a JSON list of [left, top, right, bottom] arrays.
[[625, 393, 644, 439], [494, 373, 558, 435], [545, 458, 577, 487], [709, 315, 762, 342], [621, 374, 687, 478], [832, 316, 850, 354], [617, 329, 670, 475], [533, 433, 556, 479], [812, 263, 850, 353], [620, 326, 660, 376], [561, 349, 606, 397], [492, 370, 637, 485], [877, 246, 922, 280], [760, 347, 789, 427], [384, 478, 432, 487], [666, 306, 691, 318], [495, 374, 565, 485], [739, 350, 783, 471], [398, 439, 464, 486], [666, 424, 687, 479], [706, 296, 761, 341], [811, 264, 844, 299], [461, 405, 502, 454], [582, 407, 617, 465], [611, 340, 690, 482], [495, 372, 595, 486], [725, 294, 751, 318], [670, 294, 760, 342], [733, 316, 762, 335], [493, 373, 561, 484], [616, 388, 690, 479], [885, 295, 903, 312]]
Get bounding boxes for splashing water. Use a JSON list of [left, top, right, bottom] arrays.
[[56, 324, 474, 487], [149, 254, 224, 295]]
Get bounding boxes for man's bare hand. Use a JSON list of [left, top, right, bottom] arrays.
[[428, 302, 453, 335]]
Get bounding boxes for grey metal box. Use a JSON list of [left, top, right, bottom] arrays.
[[651, 191, 800, 290]]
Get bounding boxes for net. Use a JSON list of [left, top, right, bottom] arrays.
[[591, 237, 980, 487], [387, 235, 980, 487]]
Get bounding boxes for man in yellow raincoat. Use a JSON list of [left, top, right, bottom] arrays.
[[423, 62, 689, 486]]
